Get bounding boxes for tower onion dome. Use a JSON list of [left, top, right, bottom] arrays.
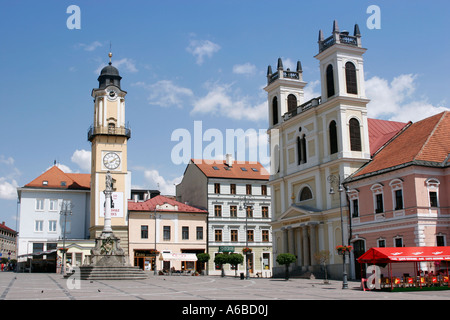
[[97, 52, 122, 89]]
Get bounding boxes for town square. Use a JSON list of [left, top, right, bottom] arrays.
[[0, 1, 449, 309]]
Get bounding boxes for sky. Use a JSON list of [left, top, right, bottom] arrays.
[[0, 0, 449, 230]]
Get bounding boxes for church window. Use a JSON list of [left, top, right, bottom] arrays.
[[297, 134, 307, 164], [326, 64, 335, 98], [349, 118, 362, 151], [345, 62, 358, 94], [287, 94, 297, 113], [329, 121, 338, 154], [272, 97, 279, 125], [299, 186, 313, 201]]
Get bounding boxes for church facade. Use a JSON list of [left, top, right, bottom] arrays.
[[267, 21, 379, 279]]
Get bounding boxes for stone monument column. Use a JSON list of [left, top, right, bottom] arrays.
[[103, 171, 113, 233]]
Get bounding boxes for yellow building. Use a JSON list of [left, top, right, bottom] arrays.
[[88, 53, 131, 254], [266, 21, 371, 279]]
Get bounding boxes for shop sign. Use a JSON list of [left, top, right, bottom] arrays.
[[219, 246, 235, 253]]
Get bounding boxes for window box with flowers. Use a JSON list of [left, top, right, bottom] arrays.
[[336, 245, 353, 255], [149, 249, 160, 255], [242, 247, 252, 254]]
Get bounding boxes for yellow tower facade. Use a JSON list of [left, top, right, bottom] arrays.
[[88, 53, 131, 253]]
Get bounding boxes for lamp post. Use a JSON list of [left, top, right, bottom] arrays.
[[60, 200, 73, 275], [239, 195, 254, 280], [327, 174, 348, 289]]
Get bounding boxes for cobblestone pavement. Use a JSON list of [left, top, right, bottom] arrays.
[[2, 271, 450, 301]]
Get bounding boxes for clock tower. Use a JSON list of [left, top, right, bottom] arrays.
[[88, 52, 131, 253]]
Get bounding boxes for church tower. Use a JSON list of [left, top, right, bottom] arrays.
[[266, 21, 371, 280], [88, 52, 131, 252]]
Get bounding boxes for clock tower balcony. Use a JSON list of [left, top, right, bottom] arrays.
[[88, 124, 131, 142]]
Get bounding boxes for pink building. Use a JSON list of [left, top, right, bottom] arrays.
[[345, 111, 450, 278], [128, 195, 208, 274]]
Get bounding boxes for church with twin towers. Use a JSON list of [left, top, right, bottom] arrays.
[[266, 21, 370, 279]]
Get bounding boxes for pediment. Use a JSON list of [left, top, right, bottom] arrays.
[[279, 204, 322, 220]]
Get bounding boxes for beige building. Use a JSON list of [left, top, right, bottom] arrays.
[[128, 195, 207, 273], [266, 21, 372, 279], [0, 222, 17, 263], [176, 157, 273, 277]]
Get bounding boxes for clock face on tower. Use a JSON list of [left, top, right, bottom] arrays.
[[103, 152, 121, 170]]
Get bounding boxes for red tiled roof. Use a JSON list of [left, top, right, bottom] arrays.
[[354, 111, 450, 178], [191, 159, 269, 180], [368, 118, 409, 156], [0, 222, 17, 235], [24, 166, 90, 190], [128, 195, 207, 213]]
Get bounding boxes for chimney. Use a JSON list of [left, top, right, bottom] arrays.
[[225, 154, 233, 167]]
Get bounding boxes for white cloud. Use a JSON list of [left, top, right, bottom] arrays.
[[143, 169, 182, 195], [366, 74, 449, 122], [186, 39, 221, 65], [71, 149, 91, 172], [233, 63, 257, 75], [303, 80, 321, 101], [0, 156, 14, 166], [95, 57, 138, 74], [77, 41, 103, 51], [191, 83, 267, 122], [0, 178, 18, 200], [142, 80, 194, 108]]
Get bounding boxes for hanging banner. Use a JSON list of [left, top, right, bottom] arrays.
[[100, 192, 124, 218]]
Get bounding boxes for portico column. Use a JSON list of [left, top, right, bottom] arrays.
[[302, 225, 310, 267], [309, 224, 317, 265], [296, 228, 303, 267], [288, 227, 295, 255]]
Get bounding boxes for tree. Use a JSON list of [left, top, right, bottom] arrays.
[[196, 253, 210, 274], [276, 253, 297, 280], [214, 253, 229, 277], [227, 253, 244, 277], [314, 250, 330, 284]]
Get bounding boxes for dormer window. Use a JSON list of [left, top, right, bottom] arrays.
[[42, 181, 48, 186]]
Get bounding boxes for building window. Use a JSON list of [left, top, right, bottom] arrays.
[[375, 194, 384, 213], [49, 199, 58, 211], [32, 243, 44, 254], [230, 184, 236, 194], [163, 226, 171, 241], [377, 239, 386, 248], [352, 199, 359, 218], [246, 184, 252, 195], [261, 185, 267, 196], [429, 192, 438, 207], [230, 205, 237, 217], [246, 206, 253, 218], [272, 96, 278, 125], [49, 220, 57, 232], [215, 229, 222, 242], [35, 220, 43, 232], [182, 226, 189, 240], [326, 64, 335, 98], [247, 230, 254, 242], [394, 237, 403, 247], [196, 226, 203, 240], [297, 134, 307, 164], [214, 183, 220, 194], [230, 229, 238, 242], [214, 205, 222, 217], [36, 199, 44, 211], [349, 118, 362, 151], [345, 62, 358, 94], [262, 206, 269, 218], [262, 230, 269, 242], [287, 94, 297, 113], [394, 189, 404, 210], [437, 235, 446, 246], [329, 121, 338, 154], [299, 187, 313, 201], [141, 225, 148, 239]]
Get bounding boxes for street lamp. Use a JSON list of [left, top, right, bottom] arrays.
[[327, 174, 348, 289], [239, 195, 254, 280], [60, 200, 73, 275]]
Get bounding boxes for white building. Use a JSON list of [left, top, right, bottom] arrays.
[[16, 165, 91, 272], [176, 156, 273, 277]]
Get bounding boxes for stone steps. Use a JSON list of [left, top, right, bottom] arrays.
[[79, 266, 148, 280]]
